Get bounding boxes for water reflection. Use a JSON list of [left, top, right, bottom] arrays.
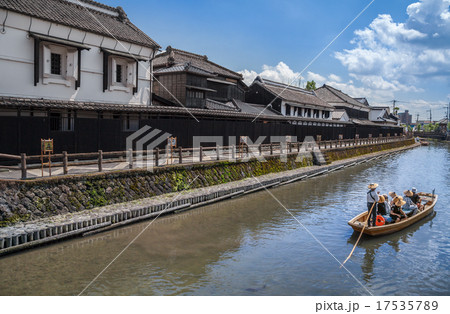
[[348, 211, 437, 284]]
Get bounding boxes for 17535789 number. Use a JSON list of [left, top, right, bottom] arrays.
[[376, 301, 438, 311]]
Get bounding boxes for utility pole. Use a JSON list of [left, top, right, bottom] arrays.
[[416, 113, 419, 123], [426, 109, 432, 122], [445, 102, 450, 121], [392, 100, 397, 114]]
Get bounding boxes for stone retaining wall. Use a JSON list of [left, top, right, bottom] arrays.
[[0, 153, 313, 225], [324, 138, 415, 163]]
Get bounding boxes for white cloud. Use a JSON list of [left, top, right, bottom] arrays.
[[239, 61, 304, 86], [239, 69, 259, 86], [306, 71, 326, 85], [335, 0, 450, 97], [328, 74, 342, 82]]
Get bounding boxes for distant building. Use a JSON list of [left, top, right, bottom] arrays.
[[369, 106, 399, 126], [246, 77, 334, 120], [315, 85, 370, 120], [152, 46, 247, 108], [398, 110, 412, 125]]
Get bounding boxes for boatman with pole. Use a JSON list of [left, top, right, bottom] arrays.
[[367, 183, 379, 227]]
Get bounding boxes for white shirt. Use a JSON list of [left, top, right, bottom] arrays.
[[367, 190, 379, 203]]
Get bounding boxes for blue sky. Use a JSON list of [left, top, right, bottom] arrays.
[[103, 0, 450, 120]]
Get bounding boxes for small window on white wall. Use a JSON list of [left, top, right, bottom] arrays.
[[42, 44, 78, 87], [110, 57, 136, 92]]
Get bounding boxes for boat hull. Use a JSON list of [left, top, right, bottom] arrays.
[[348, 193, 437, 237]]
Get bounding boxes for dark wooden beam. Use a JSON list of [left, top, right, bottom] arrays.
[[103, 52, 109, 92], [133, 60, 138, 94], [76, 48, 81, 89], [34, 38, 40, 86]]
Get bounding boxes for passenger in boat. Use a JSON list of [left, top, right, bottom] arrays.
[[383, 194, 391, 213], [377, 195, 387, 215], [410, 187, 424, 211], [403, 190, 418, 217], [367, 183, 379, 227], [388, 192, 398, 207], [390, 198, 407, 223]]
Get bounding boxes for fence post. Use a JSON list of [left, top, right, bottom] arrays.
[[179, 147, 183, 164], [155, 148, 159, 167], [63, 151, 68, 175], [270, 143, 273, 155], [128, 148, 133, 169], [98, 150, 103, 172], [216, 145, 220, 160], [20, 153, 27, 180], [258, 145, 262, 156], [199, 146, 203, 162]]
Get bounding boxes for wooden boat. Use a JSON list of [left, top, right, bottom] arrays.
[[348, 192, 438, 236], [420, 140, 430, 146]]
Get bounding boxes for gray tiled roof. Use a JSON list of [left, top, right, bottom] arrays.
[[351, 118, 385, 126], [0, 96, 359, 125], [354, 97, 370, 106], [153, 46, 243, 80], [315, 85, 368, 109], [0, 0, 160, 48], [205, 99, 238, 111], [231, 99, 281, 117], [332, 109, 347, 120], [154, 62, 215, 77], [254, 77, 334, 109]]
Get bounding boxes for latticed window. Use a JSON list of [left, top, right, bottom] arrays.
[[116, 64, 123, 83], [50, 53, 62, 75]]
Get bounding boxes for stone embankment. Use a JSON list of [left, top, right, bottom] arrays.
[[0, 139, 417, 255]]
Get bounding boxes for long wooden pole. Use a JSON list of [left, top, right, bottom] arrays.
[[341, 201, 377, 267]]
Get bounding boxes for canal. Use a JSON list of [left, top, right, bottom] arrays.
[[0, 142, 448, 296]]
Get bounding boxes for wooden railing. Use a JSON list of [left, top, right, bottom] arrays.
[[0, 135, 408, 180]]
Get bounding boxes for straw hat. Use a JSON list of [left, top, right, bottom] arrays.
[[392, 195, 403, 203], [404, 190, 413, 197], [389, 191, 397, 198], [368, 183, 379, 189], [395, 199, 406, 207], [378, 195, 385, 203]]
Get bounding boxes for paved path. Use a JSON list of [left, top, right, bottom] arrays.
[[0, 148, 295, 180]]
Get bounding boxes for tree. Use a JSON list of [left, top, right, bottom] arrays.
[[305, 80, 316, 91]]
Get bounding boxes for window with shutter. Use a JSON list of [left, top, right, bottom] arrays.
[[43, 45, 51, 78], [126, 61, 136, 87], [42, 44, 73, 87], [109, 56, 134, 92], [66, 50, 78, 80]]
